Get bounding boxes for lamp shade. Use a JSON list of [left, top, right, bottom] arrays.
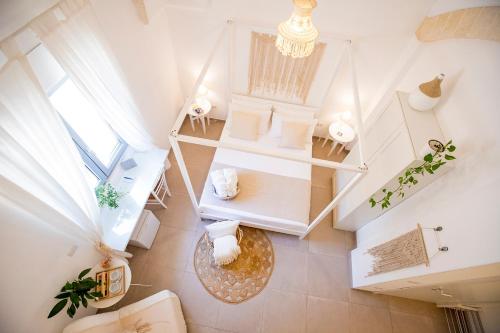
[[276, 0, 318, 58]]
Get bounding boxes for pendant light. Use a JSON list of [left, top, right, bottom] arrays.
[[276, 0, 319, 58]]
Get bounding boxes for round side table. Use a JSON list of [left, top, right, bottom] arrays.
[[189, 98, 212, 134], [327, 121, 356, 156], [88, 258, 131, 309]]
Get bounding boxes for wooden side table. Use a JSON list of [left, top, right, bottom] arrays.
[[88, 258, 131, 309]]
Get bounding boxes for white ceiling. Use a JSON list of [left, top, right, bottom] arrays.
[[0, 0, 57, 40]]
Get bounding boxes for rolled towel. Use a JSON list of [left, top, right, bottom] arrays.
[[210, 169, 225, 185], [223, 168, 238, 192], [211, 169, 229, 197]]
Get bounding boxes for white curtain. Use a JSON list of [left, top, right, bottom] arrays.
[[30, 0, 154, 151], [0, 59, 101, 241]]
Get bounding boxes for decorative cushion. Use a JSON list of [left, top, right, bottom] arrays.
[[278, 117, 318, 148], [205, 220, 239, 239], [212, 235, 241, 266], [279, 120, 310, 149], [229, 110, 260, 141], [229, 102, 272, 134], [269, 109, 315, 138]]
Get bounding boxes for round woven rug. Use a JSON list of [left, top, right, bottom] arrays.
[[193, 226, 274, 303]]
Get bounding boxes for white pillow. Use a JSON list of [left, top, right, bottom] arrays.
[[229, 110, 260, 141], [269, 109, 315, 138], [229, 102, 272, 135], [231, 99, 272, 112], [206, 220, 240, 239], [213, 235, 241, 266], [272, 105, 315, 119]]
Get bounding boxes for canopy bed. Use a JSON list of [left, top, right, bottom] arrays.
[[169, 20, 368, 239]]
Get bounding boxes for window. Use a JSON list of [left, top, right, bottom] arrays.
[[27, 44, 126, 187]]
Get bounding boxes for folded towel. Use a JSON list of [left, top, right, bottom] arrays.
[[211, 169, 229, 196]]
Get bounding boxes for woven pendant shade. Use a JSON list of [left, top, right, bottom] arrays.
[[276, 0, 319, 58]]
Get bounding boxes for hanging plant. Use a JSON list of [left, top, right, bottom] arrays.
[[48, 268, 102, 319], [95, 183, 124, 209], [369, 140, 456, 210]]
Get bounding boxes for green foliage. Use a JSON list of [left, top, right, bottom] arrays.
[[95, 183, 124, 209], [48, 268, 102, 319], [369, 140, 457, 210]]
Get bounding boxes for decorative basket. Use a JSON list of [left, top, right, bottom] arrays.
[[212, 183, 240, 200]]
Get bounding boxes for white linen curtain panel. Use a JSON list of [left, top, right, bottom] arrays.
[[30, 0, 154, 151], [0, 59, 101, 242]]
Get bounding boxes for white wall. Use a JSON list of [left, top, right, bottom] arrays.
[[163, 0, 434, 134], [90, 0, 183, 149], [355, 38, 500, 294], [0, 197, 101, 333]]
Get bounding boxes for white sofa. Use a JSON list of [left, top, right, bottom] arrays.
[[63, 290, 187, 333]]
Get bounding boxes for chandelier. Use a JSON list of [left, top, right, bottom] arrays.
[[275, 0, 319, 58]]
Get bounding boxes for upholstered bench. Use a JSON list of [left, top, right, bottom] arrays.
[[63, 290, 186, 333]]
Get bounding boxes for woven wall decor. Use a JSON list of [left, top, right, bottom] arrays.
[[248, 31, 325, 103], [416, 6, 500, 43], [367, 224, 429, 276], [194, 226, 274, 303]]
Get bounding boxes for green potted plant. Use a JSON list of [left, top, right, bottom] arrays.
[[48, 268, 102, 319], [95, 183, 124, 209], [369, 140, 457, 209]]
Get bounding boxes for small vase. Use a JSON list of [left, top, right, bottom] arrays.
[[408, 74, 445, 112]]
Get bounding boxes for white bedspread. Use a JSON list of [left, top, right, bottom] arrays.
[[199, 118, 312, 234]]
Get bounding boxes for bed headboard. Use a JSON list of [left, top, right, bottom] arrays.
[[231, 93, 320, 118]]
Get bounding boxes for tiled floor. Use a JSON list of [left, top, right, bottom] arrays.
[[107, 118, 447, 333]]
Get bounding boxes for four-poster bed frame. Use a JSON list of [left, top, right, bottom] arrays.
[[168, 19, 368, 239]]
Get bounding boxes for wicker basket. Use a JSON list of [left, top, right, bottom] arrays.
[[212, 183, 240, 200]]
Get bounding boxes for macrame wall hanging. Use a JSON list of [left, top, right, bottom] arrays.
[[366, 224, 429, 276], [247, 31, 325, 104]]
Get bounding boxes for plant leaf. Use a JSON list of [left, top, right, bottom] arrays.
[[78, 268, 92, 280], [55, 292, 70, 299], [424, 153, 433, 162], [81, 296, 88, 308], [48, 299, 67, 318], [64, 282, 73, 291], [90, 291, 103, 298], [67, 304, 76, 318], [445, 154, 456, 160], [447, 145, 456, 152], [70, 293, 80, 305]]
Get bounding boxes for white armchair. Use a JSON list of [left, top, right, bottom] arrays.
[[205, 220, 242, 266], [63, 290, 186, 333]]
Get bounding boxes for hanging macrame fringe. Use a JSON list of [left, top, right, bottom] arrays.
[[366, 224, 429, 276]]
